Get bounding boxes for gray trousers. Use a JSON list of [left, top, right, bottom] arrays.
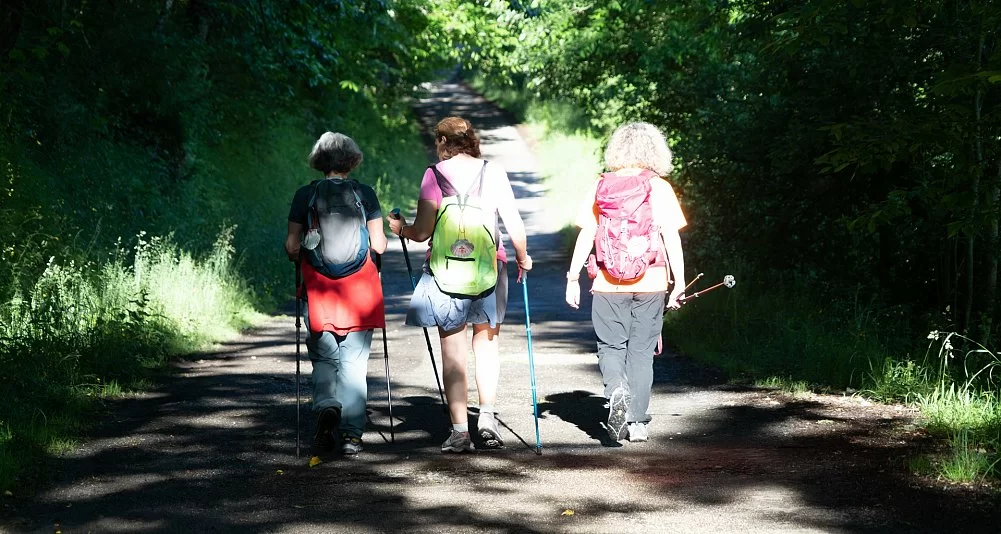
[[592, 292, 665, 424]]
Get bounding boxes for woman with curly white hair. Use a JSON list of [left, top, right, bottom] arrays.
[[565, 122, 687, 444]]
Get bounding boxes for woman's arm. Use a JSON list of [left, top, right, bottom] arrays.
[[497, 198, 531, 269], [662, 226, 686, 309], [565, 225, 596, 309], [495, 165, 532, 269], [568, 225, 596, 277], [285, 221, 303, 262], [367, 218, 388, 254], [389, 199, 437, 242]]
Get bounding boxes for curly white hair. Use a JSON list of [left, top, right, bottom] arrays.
[[604, 122, 674, 176]]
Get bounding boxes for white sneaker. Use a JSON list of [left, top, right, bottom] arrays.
[[606, 387, 630, 441], [627, 422, 649, 442], [478, 412, 504, 448]]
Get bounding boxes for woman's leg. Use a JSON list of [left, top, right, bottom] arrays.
[[438, 324, 470, 425], [471, 323, 501, 407], [624, 292, 665, 424], [592, 292, 632, 397], [593, 292, 633, 440], [304, 305, 341, 414], [335, 330, 374, 438]]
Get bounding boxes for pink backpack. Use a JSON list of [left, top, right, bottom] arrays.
[[589, 170, 665, 281]]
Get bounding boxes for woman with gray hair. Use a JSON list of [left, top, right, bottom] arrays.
[[564, 122, 687, 444], [285, 131, 388, 456]]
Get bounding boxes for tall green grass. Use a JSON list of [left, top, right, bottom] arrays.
[[905, 333, 1001, 482], [0, 229, 258, 491]]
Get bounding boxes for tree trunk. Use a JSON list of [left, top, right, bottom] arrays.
[[157, 0, 175, 33], [986, 158, 1000, 341], [965, 28, 986, 334], [0, 0, 26, 59]]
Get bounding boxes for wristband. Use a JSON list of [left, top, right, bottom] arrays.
[[566, 272, 580, 281]]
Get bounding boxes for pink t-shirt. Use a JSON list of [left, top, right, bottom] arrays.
[[419, 157, 512, 263]]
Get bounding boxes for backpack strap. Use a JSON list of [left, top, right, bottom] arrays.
[[429, 161, 489, 205], [429, 165, 458, 197], [343, 179, 365, 209], [467, 160, 488, 198]]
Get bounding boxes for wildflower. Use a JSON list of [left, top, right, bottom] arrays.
[[927, 331, 940, 340]]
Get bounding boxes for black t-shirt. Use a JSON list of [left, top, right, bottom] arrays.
[[288, 178, 382, 224]]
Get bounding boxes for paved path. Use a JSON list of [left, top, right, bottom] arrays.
[[3, 83, 1000, 533]]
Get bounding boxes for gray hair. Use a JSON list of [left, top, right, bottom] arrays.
[[604, 122, 674, 176], [308, 132, 363, 175]]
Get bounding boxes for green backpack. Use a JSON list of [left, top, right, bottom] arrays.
[[428, 161, 498, 298]]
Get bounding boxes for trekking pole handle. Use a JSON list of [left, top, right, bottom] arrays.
[[389, 208, 404, 221]]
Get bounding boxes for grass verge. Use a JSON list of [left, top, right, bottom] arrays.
[[0, 229, 259, 492], [663, 276, 1001, 483]]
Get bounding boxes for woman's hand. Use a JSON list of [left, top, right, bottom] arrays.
[[516, 251, 533, 272], [666, 286, 685, 310], [387, 214, 404, 237], [566, 279, 581, 309]]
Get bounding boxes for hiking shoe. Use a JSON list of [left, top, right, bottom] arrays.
[[313, 407, 341, 452], [627, 422, 649, 443], [341, 434, 363, 455], [606, 386, 630, 442], [441, 430, 476, 453], [477, 411, 504, 449]]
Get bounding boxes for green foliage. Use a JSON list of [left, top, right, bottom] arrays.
[[1, 0, 445, 305], [938, 428, 999, 483], [462, 0, 1001, 338], [0, 230, 255, 491], [662, 271, 901, 390], [863, 358, 933, 403], [903, 332, 1001, 482]]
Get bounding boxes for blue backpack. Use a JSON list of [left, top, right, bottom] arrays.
[[301, 178, 370, 278]]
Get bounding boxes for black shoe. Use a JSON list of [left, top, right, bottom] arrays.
[[313, 407, 341, 452]]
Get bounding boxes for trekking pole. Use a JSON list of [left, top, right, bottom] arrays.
[[375, 253, 395, 443], [682, 273, 704, 294], [381, 326, 394, 443], [520, 270, 542, 455], [389, 209, 447, 407], [294, 260, 302, 458], [678, 275, 737, 304]]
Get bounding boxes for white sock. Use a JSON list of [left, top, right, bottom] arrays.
[[479, 404, 495, 415], [452, 422, 468, 433]]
